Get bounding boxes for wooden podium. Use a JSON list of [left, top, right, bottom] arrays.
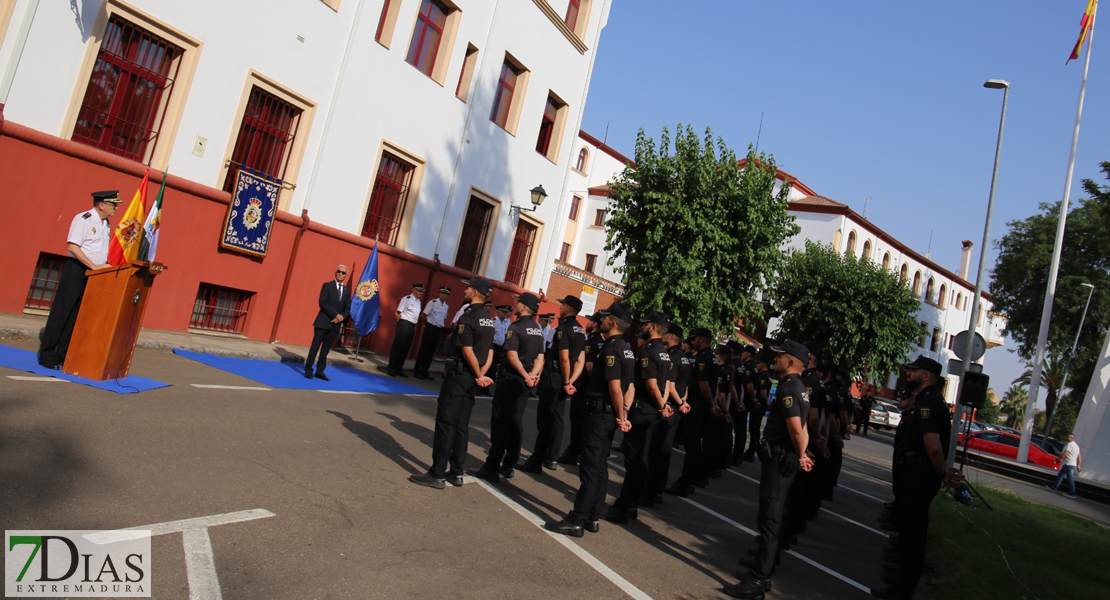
[[64, 261, 166, 381]]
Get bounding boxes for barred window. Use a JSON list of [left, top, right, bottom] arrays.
[[190, 283, 253, 334], [25, 253, 68, 310], [362, 151, 416, 245], [223, 86, 302, 192]]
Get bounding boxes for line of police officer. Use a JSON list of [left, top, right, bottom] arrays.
[[411, 288, 955, 599]]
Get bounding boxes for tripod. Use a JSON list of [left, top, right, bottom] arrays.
[[955, 406, 993, 511]]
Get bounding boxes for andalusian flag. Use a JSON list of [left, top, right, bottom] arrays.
[[138, 174, 165, 262], [1068, 0, 1098, 63], [107, 169, 148, 265]]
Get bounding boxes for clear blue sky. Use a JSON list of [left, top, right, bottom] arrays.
[[580, 0, 1110, 398]]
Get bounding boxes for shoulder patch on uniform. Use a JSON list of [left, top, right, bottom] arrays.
[[506, 330, 513, 339], [641, 357, 649, 367], [920, 408, 930, 419], [699, 363, 706, 371], [82, 212, 92, 219], [458, 324, 465, 334], [784, 397, 793, 408], [557, 331, 563, 339], [606, 355, 615, 367]]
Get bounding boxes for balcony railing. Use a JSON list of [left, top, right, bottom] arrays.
[[552, 260, 625, 295]]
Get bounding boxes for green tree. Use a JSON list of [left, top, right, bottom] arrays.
[[990, 161, 1110, 398], [1000, 384, 1028, 429], [1013, 351, 1067, 435], [975, 388, 1001, 425], [605, 125, 798, 333], [767, 240, 921, 383]]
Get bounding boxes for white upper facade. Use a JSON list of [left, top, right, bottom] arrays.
[[0, 0, 611, 290]]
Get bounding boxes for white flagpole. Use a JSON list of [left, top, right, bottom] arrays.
[[1018, 2, 1098, 462]]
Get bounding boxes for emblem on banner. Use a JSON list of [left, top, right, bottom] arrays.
[[356, 279, 379, 301], [243, 198, 263, 230]]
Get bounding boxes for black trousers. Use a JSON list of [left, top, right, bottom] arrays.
[[677, 408, 707, 484], [562, 391, 589, 460], [647, 409, 681, 496], [569, 408, 616, 525], [823, 444, 844, 499], [705, 414, 732, 473], [413, 324, 445, 374], [857, 411, 871, 435], [483, 373, 530, 471], [38, 258, 88, 368], [747, 403, 765, 455], [306, 324, 340, 373], [428, 370, 478, 478], [754, 448, 798, 580], [530, 371, 565, 462], [387, 319, 417, 372], [617, 406, 659, 508], [731, 402, 748, 461], [893, 468, 941, 597]]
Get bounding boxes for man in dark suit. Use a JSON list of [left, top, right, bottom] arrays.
[[305, 265, 352, 381]]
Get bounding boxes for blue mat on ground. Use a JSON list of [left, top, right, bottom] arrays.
[[0, 344, 171, 394], [172, 349, 435, 395]]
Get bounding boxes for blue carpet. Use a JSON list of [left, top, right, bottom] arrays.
[[172, 349, 435, 395], [0, 344, 171, 394]]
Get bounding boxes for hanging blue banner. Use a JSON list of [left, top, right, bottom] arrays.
[[350, 242, 381, 337], [220, 169, 280, 257]]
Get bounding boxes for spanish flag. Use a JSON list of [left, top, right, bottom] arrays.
[[107, 169, 148, 265], [1068, 0, 1098, 63]]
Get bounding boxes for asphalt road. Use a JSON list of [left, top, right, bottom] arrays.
[[1, 342, 1100, 599]]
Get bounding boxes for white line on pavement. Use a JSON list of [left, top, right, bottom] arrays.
[[91, 508, 277, 538], [319, 390, 370, 394], [191, 384, 271, 391], [819, 507, 890, 538], [7, 375, 69, 382], [472, 479, 655, 600]]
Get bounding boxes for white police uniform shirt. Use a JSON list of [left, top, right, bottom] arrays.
[[493, 316, 511, 346], [397, 294, 422, 324], [67, 209, 111, 265], [450, 305, 467, 326], [423, 298, 449, 328], [542, 324, 556, 350]]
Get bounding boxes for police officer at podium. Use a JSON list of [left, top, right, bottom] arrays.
[[38, 190, 122, 370]]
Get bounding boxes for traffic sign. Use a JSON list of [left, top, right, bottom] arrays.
[[952, 330, 986, 361]]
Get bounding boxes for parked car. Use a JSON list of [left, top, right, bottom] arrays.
[[956, 430, 1059, 469], [868, 403, 891, 429], [876, 401, 902, 428]]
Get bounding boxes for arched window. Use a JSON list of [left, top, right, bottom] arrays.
[[882, 252, 891, 270], [862, 240, 872, 261], [846, 230, 857, 256], [956, 292, 963, 310], [938, 283, 947, 308], [575, 147, 589, 172], [912, 271, 922, 295], [925, 277, 935, 302], [900, 263, 908, 282]]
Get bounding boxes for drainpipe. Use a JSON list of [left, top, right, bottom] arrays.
[[270, 209, 311, 342], [0, 0, 42, 105]]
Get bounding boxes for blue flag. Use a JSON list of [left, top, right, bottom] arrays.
[[350, 243, 381, 337]]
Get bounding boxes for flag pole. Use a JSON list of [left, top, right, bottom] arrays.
[[1018, 2, 1098, 461], [350, 258, 363, 362]]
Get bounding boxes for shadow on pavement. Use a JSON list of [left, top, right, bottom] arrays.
[[327, 410, 429, 475]]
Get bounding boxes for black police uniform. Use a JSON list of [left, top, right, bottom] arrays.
[[612, 337, 672, 515], [706, 359, 732, 474], [529, 316, 586, 466], [561, 331, 605, 463], [890, 383, 950, 598], [480, 314, 545, 474], [671, 346, 716, 493], [792, 369, 827, 525], [823, 379, 851, 500], [567, 335, 634, 526], [427, 302, 495, 479], [730, 357, 751, 464], [646, 344, 688, 499], [751, 372, 809, 581]]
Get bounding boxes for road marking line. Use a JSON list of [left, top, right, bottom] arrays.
[[674, 447, 888, 503], [191, 384, 271, 391], [819, 507, 890, 538], [7, 375, 69, 382], [472, 479, 654, 600], [183, 527, 222, 600], [319, 390, 370, 394], [87, 509, 275, 600]]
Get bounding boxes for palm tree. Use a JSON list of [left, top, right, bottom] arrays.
[[1000, 384, 1027, 430], [1012, 351, 1067, 434]]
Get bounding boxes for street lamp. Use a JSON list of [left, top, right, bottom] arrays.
[[516, 184, 547, 214], [948, 79, 1010, 466], [1044, 282, 1096, 436]]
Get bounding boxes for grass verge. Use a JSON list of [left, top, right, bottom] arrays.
[[926, 484, 1108, 599]]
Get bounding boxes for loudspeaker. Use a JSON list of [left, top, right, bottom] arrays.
[[960, 372, 990, 409]]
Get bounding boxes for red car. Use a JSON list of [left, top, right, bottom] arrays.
[[956, 430, 1059, 469]]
